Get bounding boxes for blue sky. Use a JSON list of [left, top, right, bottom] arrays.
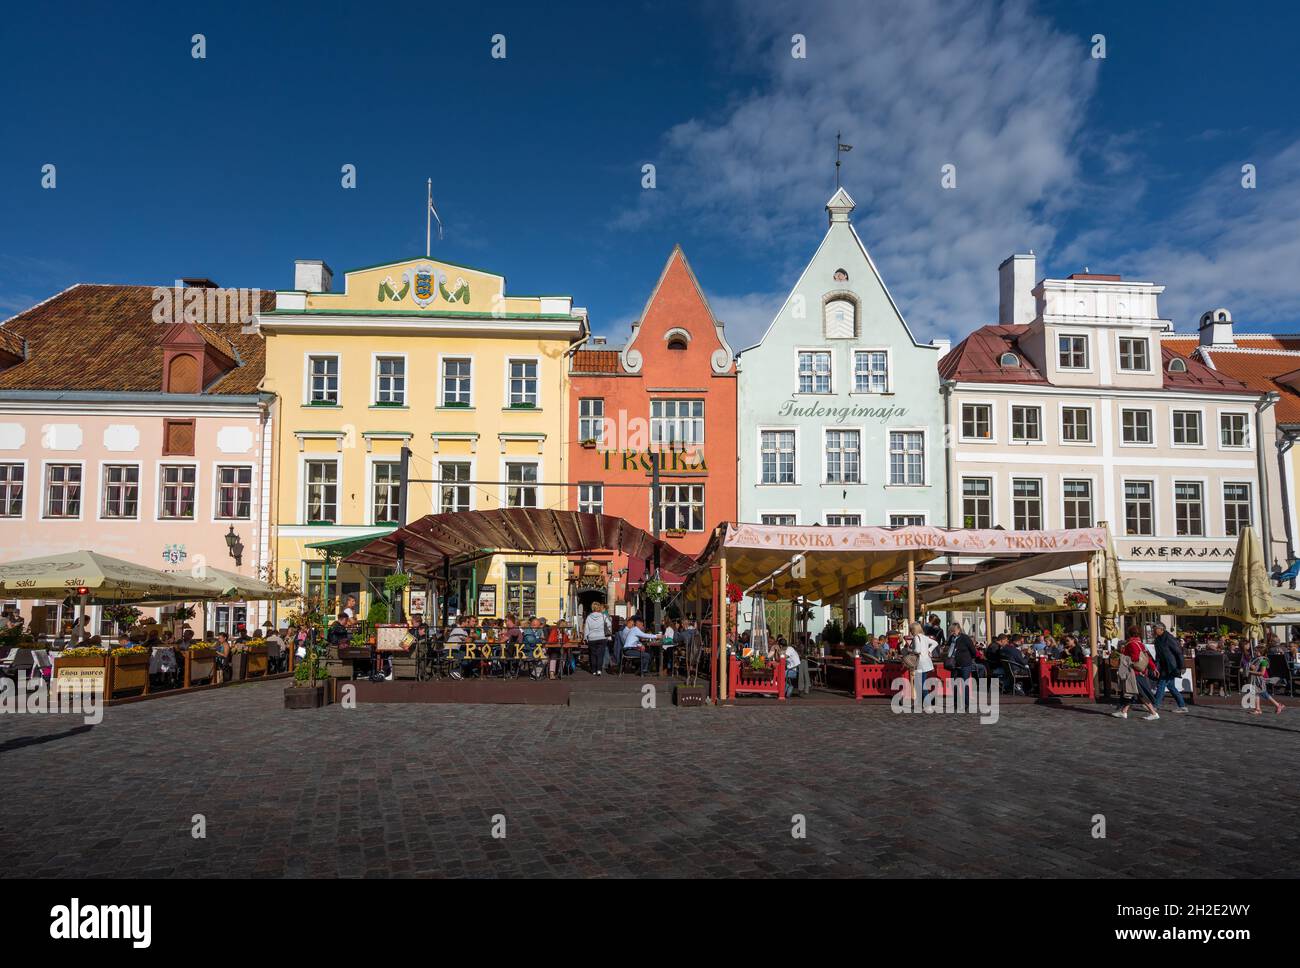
[[2, 0, 1297, 348]]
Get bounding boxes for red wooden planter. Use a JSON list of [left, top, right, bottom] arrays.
[[1038, 657, 1094, 699], [854, 660, 910, 699], [729, 657, 786, 700]]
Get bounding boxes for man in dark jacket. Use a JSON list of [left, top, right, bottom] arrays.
[[947, 621, 979, 682], [1151, 622, 1188, 711]]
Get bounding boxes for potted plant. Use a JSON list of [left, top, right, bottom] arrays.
[[643, 577, 668, 604], [54, 646, 109, 698], [1064, 590, 1089, 611], [580, 437, 597, 449], [821, 619, 844, 652], [739, 654, 770, 683], [285, 652, 326, 708], [340, 627, 373, 661]]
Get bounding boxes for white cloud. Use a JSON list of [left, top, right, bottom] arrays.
[[619, 0, 1100, 339]]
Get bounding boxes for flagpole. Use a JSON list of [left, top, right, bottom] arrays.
[[426, 178, 432, 258]]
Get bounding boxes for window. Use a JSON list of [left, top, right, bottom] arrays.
[[797, 351, 832, 394], [650, 399, 704, 446], [1220, 412, 1249, 448], [999, 352, 1020, 367], [308, 355, 339, 404], [825, 429, 861, 483], [961, 403, 992, 440], [1012, 478, 1042, 530], [853, 350, 888, 393], [1172, 410, 1203, 446], [578, 398, 605, 444], [1124, 481, 1154, 536], [1223, 483, 1252, 536], [1168, 358, 1188, 373], [159, 464, 197, 520], [578, 483, 603, 515], [304, 561, 335, 607], [162, 418, 195, 456], [213, 604, 247, 639], [888, 514, 925, 526], [760, 430, 796, 484], [1062, 479, 1093, 529], [1011, 405, 1042, 443], [439, 463, 470, 513], [101, 464, 139, 519], [507, 359, 538, 407], [305, 460, 338, 523], [962, 478, 992, 529], [658, 484, 704, 532], [442, 358, 471, 406], [888, 431, 925, 486], [1058, 335, 1088, 369], [1061, 406, 1092, 443], [44, 464, 81, 518], [375, 356, 405, 405], [760, 514, 797, 526], [1174, 481, 1205, 536], [0, 463, 22, 517], [826, 513, 862, 526], [506, 462, 538, 507], [215, 465, 252, 520], [371, 462, 401, 524], [1118, 337, 1150, 371], [824, 298, 856, 339], [505, 564, 537, 617], [167, 353, 201, 393], [1121, 409, 1153, 445], [667, 336, 687, 351]]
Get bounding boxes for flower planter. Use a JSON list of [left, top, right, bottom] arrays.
[[284, 684, 325, 709], [110, 653, 149, 696], [185, 650, 217, 687], [54, 654, 108, 699], [854, 659, 910, 699], [245, 645, 269, 678], [339, 646, 372, 660], [230, 652, 248, 682], [673, 684, 707, 707], [1038, 657, 1094, 699]]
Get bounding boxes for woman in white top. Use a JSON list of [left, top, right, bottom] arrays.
[[909, 621, 937, 699]]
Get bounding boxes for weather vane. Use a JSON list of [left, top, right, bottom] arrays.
[[835, 132, 853, 189]]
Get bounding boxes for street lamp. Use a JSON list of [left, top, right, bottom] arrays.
[[224, 525, 244, 567]]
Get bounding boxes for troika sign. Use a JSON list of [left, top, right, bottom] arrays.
[[596, 448, 707, 473]]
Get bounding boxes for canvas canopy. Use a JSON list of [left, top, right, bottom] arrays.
[[0, 550, 213, 602]]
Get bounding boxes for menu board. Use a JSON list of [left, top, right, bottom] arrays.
[[477, 585, 497, 617], [375, 624, 414, 653]]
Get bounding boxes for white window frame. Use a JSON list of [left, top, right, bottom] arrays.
[[653, 482, 705, 532], [758, 510, 800, 526], [299, 455, 341, 525], [959, 400, 996, 443], [213, 461, 255, 522], [1058, 403, 1095, 445], [1116, 335, 1152, 373], [1170, 407, 1206, 449], [98, 460, 141, 521], [794, 348, 834, 395], [437, 459, 475, 514], [303, 352, 341, 405], [1173, 478, 1208, 537], [372, 352, 408, 407], [851, 348, 891, 394], [1009, 404, 1044, 444], [959, 475, 995, 529], [1056, 332, 1091, 372], [578, 398, 606, 445], [886, 428, 929, 487], [1010, 476, 1046, 531], [1119, 407, 1156, 448], [824, 510, 866, 527], [439, 354, 474, 408], [1059, 474, 1097, 530], [500, 457, 542, 509], [1121, 476, 1157, 537], [367, 456, 403, 526], [1222, 479, 1255, 537], [822, 426, 863, 484], [650, 398, 705, 447], [155, 460, 199, 524], [0, 459, 28, 520], [1217, 409, 1252, 450], [756, 426, 799, 486], [504, 356, 541, 408], [41, 459, 85, 521], [577, 482, 603, 515], [886, 512, 929, 527]]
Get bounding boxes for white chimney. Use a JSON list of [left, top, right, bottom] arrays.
[[294, 260, 333, 293], [930, 338, 951, 358], [998, 252, 1037, 325], [1199, 308, 1235, 347]]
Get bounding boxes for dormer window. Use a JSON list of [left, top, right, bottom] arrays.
[[664, 328, 690, 351], [1168, 357, 1188, 373], [833, 268, 849, 282], [823, 296, 857, 339], [667, 338, 687, 351], [999, 352, 1019, 367], [166, 353, 201, 393]]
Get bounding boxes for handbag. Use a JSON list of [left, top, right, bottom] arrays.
[[1134, 650, 1150, 673], [902, 652, 919, 671]]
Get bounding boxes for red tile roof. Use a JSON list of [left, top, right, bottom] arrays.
[[941, 324, 1250, 394], [571, 349, 622, 374], [1168, 345, 1300, 424], [0, 284, 270, 394]]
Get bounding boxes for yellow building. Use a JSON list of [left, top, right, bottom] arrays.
[[258, 256, 587, 621]]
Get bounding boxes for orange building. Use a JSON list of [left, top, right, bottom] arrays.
[[567, 247, 737, 616]]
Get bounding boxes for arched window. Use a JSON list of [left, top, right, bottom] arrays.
[[824, 297, 856, 339], [999, 352, 1019, 367], [1167, 357, 1188, 373], [667, 337, 687, 351], [167, 353, 200, 393]]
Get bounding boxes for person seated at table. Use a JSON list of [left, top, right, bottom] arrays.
[[861, 636, 886, 662], [620, 616, 658, 676]]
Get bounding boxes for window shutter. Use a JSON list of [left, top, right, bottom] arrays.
[[164, 419, 195, 456]]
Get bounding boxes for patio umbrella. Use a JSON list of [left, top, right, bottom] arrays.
[[0, 550, 212, 601], [1097, 528, 1125, 639], [923, 579, 1074, 613], [1121, 579, 1223, 615], [1223, 527, 1273, 640], [163, 567, 293, 601]]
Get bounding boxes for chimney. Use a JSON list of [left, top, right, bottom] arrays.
[[930, 338, 951, 359], [182, 277, 220, 289], [998, 252, 1037, 325], [590, 336, 607, 346], [1199, 308, 1235, 347], [294, 260, 333, 293]]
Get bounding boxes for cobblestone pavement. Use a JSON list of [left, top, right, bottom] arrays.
[[1, 680, 1296, 878]]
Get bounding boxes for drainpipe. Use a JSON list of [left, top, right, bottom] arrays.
[[1255, 391, 1279, 569], [940, 379, 955, 527]]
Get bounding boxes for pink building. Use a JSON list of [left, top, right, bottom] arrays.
[[0, 281, 274, 638]]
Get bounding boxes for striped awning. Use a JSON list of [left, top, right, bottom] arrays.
[[343, 509, 697, 578]]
